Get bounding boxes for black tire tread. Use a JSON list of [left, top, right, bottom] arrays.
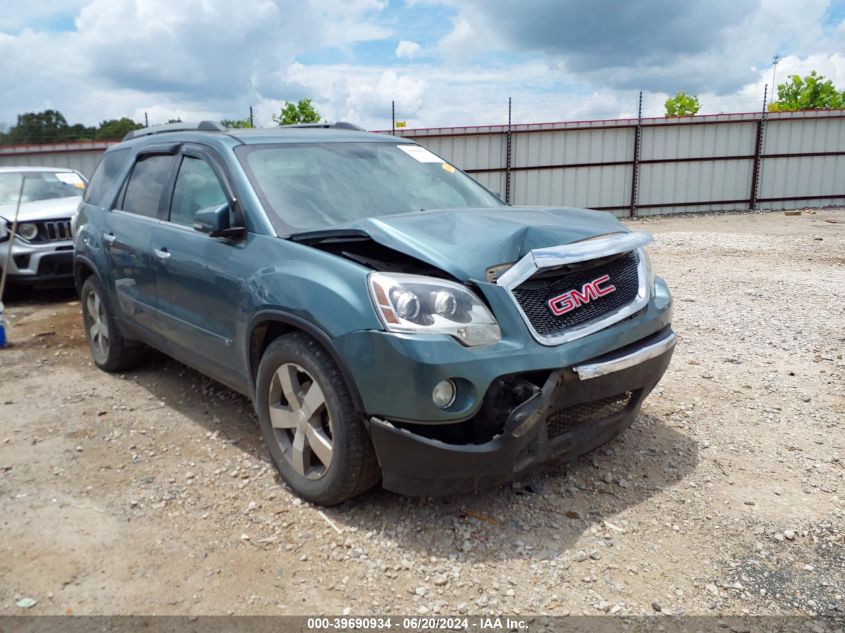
[[81, 276, 146, 372], [258, 332, 379, 505]]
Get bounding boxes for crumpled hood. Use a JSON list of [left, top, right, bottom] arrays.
[[0, 196, 81, 223], [319, 206, 628, 281]]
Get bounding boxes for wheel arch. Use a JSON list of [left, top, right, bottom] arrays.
[[247, 310, 366, 414], [73, 255, 101, 296]]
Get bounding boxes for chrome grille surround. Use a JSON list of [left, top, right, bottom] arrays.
[[496, 232, 653, 346], [39, 220, 73, 241]]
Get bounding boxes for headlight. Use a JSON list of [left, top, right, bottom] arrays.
[[17, 223, 38, 241], [369, 273, 501, 347]]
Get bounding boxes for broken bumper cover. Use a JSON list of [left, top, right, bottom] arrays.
[[369, 328, 676, 496]]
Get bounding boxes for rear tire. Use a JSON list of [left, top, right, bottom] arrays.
[[80, 276, 146, 372], [256, 332, 380, 505]]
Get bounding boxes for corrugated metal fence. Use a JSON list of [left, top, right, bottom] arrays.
[[393, 109, 845, 216], [1, 110, 843, 216]]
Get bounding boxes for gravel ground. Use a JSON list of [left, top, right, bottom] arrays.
[[0, 208, 842, 617]]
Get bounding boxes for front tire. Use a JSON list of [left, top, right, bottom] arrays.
[[80, 276, 145, 372], [256, 332, 379, 505]]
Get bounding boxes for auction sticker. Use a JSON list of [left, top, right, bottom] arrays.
[[397, 145, 443, 163]]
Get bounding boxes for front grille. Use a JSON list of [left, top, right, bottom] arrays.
[[37, 220, 72, 242], [512, 251, 640, 337], [546, 392, 634, 438]]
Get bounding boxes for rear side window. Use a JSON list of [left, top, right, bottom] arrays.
[[83, 148, 130, 206], [169, 156, 227, 226], [121, 154, 175, 218]]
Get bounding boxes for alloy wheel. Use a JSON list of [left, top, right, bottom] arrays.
[[268, 362, 334, 479], [86, 289, 109, 362]]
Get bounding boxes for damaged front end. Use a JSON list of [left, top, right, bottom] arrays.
[[368, 328, 675, 496], [294, 214, 675, 496]]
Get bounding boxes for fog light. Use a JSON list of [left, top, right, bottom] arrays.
[[432, 379, 456, 409]]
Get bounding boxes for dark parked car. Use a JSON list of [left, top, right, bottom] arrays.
[[73, 121, 675, 505]]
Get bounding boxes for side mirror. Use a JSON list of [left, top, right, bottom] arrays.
[[193, 203, 244, 239]]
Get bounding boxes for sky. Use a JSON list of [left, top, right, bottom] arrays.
[[0, 0, 843, 131]]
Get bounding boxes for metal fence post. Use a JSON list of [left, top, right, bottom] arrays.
[[629, 91, 643, 218], [749, 84, 768, 210], [505, 97, 512, 204]]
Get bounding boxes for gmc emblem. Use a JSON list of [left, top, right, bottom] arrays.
[[548, 274, 616, 316]]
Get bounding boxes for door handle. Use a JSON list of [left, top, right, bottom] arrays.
[[102, 232, 116, 245], [153, 248, 171, 261]]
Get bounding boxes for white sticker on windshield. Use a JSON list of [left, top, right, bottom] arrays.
[[55, 172, 85, 188], [397, 144, 442, 163]]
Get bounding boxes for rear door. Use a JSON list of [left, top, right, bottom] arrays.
[[149, 145, 247, 384], [104, 150, 177, 333]]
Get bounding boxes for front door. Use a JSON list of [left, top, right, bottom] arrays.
[[150, 150, 247, 385]]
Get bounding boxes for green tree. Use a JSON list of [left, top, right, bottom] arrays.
[[7, 109, 71, 143], [67, 123, 97, 142], [272, 99, 321, 125], [768, 71, 845, 112], [96, 117, 143, 140], [221, 117, 253, 128], [664, 92, 701, 117]]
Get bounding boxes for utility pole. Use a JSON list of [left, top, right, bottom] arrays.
[[144, 111, 149, 127], [771, 55, 781, 103], [391, 101, 395, 134], [249, 106, 254, 128]]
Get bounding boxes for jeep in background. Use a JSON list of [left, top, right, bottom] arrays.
[[73, 121, 675, 505], [0, 167, 87, 286]]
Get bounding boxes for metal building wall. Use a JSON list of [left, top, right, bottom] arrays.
[[0, 141, 115, 178]]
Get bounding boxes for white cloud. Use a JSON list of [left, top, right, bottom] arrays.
[[435, 0, 840, 95], [0, 0, 842, 133], [437, 16, 487, 59], [395, 40, 421, 60], [0, 0, 394, 127]]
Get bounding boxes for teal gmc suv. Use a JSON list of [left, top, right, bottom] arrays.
[[73, 121, 676, 505]]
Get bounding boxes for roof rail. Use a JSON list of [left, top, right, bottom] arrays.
[[123, 120, 226, 141], [279, 121, 365, 131]]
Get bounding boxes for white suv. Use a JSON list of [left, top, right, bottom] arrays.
[[0, 166, 86, 286]]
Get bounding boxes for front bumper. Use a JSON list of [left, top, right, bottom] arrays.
[[369, 328, 676, 496], [0, 238, 74, 284]]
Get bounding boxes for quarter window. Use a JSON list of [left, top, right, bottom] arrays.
[[169, 156, 227, 226], [84, 148, 130, 207], [121, 154, 175, 218]]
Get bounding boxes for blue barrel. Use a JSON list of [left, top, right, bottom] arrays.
[[0, 301, 6, 348]]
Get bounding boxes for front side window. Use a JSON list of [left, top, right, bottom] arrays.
[[237, 142, 503, 233], [120, 154, 175, 218], [169, 156, 227, 227]]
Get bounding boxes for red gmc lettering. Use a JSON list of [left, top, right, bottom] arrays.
[[548, 274, 616, 316]]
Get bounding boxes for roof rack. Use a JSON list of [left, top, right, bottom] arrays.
[[123, 120, 226, 141], [279, 122, 365, 131]]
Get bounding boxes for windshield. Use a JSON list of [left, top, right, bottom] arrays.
[[0, 171, 86, 205], [237, 142, 503, 232]]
